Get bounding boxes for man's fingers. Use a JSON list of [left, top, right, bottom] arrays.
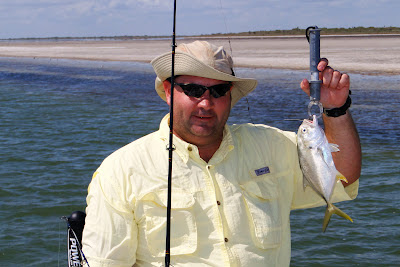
[[329, 70, 342, 89], [300, 79, 310, 95], [322, 66, 334, 88], [317, 58, 329, 71], [338, 73, 350, 90]]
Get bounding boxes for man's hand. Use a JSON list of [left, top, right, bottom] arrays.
[[299, 58, 361, 186], [300, 58, 350, 109]]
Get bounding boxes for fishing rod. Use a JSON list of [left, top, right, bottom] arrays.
[[306, 26, 323, 119], [61, 211, 89, 267], [165, 0, 177, 266]]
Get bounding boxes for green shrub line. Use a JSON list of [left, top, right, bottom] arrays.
[[2, 26, 399, 41], [203, 26, 400, 37]]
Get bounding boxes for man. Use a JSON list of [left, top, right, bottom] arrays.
[[82, 41, 361, 266]]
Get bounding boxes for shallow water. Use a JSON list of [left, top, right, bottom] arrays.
[[0, 57, 399, 266]]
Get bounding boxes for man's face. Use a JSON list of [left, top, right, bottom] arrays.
[[163, 75, 232, 147]]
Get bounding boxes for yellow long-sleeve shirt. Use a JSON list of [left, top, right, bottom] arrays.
[[82, 114, 358, 266]]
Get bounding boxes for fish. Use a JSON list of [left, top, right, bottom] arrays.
[[297, 115, 353, 232]]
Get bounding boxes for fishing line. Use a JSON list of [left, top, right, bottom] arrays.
[[218, 0, 233, 57], [218, 0, 255, 125]]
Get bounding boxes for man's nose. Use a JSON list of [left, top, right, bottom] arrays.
[[197, 90, 213, 109]]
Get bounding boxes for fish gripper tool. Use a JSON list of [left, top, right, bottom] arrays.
[[306, 26, 323, 119]]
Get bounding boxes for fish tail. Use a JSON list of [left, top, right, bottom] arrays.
[[322, 202, 353, 232]]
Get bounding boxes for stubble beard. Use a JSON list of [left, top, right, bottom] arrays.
[[174, 109, 230, 147]]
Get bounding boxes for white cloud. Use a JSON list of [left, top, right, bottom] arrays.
[[0, 0, 398, 38]]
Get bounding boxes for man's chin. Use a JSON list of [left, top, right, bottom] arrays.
[[190, 126, 215, 137]]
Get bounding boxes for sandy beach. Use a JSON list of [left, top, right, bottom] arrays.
[[0, 35, 399, 75]]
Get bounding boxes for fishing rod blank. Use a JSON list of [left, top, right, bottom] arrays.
[[165, 0, 177, 266]]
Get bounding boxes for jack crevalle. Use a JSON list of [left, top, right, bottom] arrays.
[[297, 115, 353, 232]]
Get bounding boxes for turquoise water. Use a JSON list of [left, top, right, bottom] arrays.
[[0, 57, 399, 266]]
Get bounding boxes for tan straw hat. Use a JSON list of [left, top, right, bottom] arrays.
[[151, 40, 258, 107]]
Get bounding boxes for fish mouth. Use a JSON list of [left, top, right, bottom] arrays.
[[303, 115, 318, 126], [303, 118, 313, 124]]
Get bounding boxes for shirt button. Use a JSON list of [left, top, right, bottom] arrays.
[[217, 201, 221, 205], [188, 146, 192, 151], [224, 238, 229, 242]]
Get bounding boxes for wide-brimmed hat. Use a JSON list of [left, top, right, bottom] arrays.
[[151, 40, 258, 107]]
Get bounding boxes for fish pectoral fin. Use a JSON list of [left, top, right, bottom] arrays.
[[336, 172, 348, 183], [329, 143, 340, 152], [318, 147, 332, 167], [322, 202, 353, 232]]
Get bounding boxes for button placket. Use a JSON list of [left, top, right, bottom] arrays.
[[205, 162, 238, 266], [205, 164, 228, 248]]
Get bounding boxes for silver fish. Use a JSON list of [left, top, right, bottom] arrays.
[[297, 115, 353, 232]]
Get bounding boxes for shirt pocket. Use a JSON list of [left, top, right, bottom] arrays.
[[240, 172, 282, 249], [141, 189, 197, 257]]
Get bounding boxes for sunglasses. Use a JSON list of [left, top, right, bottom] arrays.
[[175, 82, 232, 98]]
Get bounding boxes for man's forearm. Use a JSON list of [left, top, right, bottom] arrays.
[[323, 111, 362, 186]]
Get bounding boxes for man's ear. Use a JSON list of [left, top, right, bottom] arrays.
[[163, 80, 172, 105]]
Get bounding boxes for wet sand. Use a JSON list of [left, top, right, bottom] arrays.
[[0, 35, 399, 75]]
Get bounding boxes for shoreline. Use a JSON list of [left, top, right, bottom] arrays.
[[0, 35, 399, 76]]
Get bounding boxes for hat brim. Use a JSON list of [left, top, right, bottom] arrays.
[[151, 51, 258, 107]]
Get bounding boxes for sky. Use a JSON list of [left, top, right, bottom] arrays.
[[1, 0, 399, 39]]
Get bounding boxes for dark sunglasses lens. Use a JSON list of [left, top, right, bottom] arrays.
[[209, 84, 231, 98], [177, 83, 231, 98], [180, 84, 207, 98]]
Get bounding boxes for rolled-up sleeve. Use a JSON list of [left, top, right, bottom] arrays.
[[291, 174, 359, 210], [82, 163, 138, 267]]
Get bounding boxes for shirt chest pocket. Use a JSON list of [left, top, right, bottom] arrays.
[[141, 189, 197, 257], [240, 172, 283, 250]]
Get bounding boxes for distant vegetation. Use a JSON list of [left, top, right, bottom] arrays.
[[204, 26, 400, 37], [2, 27, 400, 41]]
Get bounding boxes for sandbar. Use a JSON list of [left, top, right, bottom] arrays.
[[0, 35, 399, 75]]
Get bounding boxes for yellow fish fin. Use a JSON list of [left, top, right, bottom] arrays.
[[336, 172, 348, 183], [323, 202, 353, 232]]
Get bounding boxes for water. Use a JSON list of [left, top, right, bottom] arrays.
[[0, 57, 399, 266]]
